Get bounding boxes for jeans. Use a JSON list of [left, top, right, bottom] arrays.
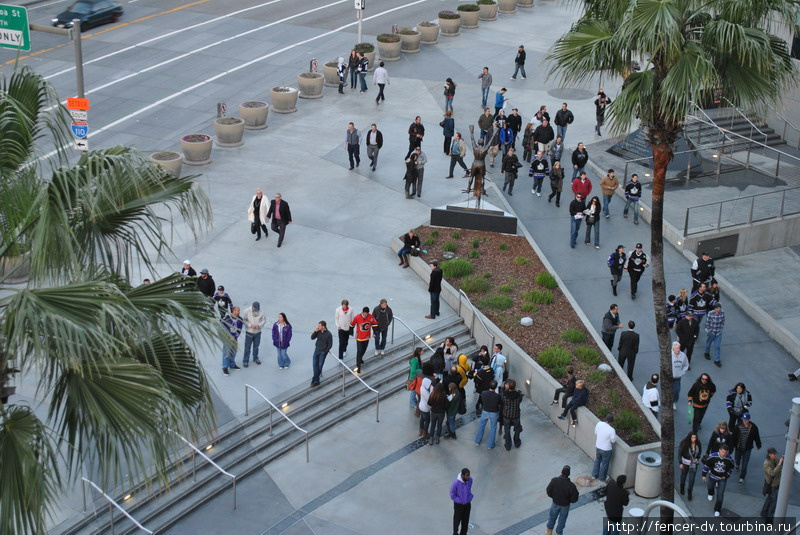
[[416, 168, 424, 197], [311, 349, 326, 384], [367, 144, 379, 169], [409, 389, 418, 408], [347, 143, 360, 168], [546, 503, 570, 533], [602, 194, 613, 216], [584, 222, 599, 246], [445, 96, 454, 112], [761, 485, 778, 520], [707, 477, 727, 512], [359, 72, 367, 91], [449, 154, 468, 176], [276, 347, 290, 367], [419, 410, 430, 433], [623, 198, 639, 222], [221, 341, 237, 369], [429, 411, 445, 438], [453, 502, 471, 535], [376, 83, 385, 102], [533, 175, 544, 193], [447, 413, 457, 434], [735, 448, 752, 479], [430, 291, 440, 317], [705, 331, 722, 362], [356, 339, 369, 369], [474, 410, 499, 448], [602, 519, 620, 535], [375, 328, 388, 351], [337, 329, 349, 359], [592, 448, 613, 481], [243, 331, 261, 364], [570, 217, 582, 247], [481, 87, 490, 108], [349, 67, 357, 89], [557, 124, 567, 141], [503, 171, 516, 193], [512, 64, 526, 79], [572, 166, 585, 179], [679, 465, 697, 493], [503, 417, 522, 450], [673, 376, 682, 402]]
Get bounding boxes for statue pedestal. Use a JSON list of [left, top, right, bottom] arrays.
[[430, 200, 517, 234]]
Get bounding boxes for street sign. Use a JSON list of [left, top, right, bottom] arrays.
[[69, 109, 87, 122], [67, 97, 90, 110], [354, 0, 364, 9], [71, 120, 88, 139], [0, 4, 30, 51], [74, 138, 88, 151]]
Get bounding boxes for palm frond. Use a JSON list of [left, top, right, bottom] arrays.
[[546, 19, 623, 85]]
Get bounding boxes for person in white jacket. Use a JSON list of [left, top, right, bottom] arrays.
[[334, 299, 355, 360], [671, 342, 690, 409], [242, 301, 267, 366], [247, 189, 269, 241], [642, 373, 660, 416], [373, 61, 389, 105], [490, 344, 507, 388]]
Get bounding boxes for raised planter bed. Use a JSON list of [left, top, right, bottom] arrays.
[[478, 0, 498, 20], [148, 150, 183, 177], [376, 33, 402, 61], [270, 86, 298, 114], [354, 42, 375, 71], [213, 117, 245, 147], [239, 101, 269, 130], [417, 21, 439, 44], [517, 0, 534, 7], [457, 4, 480, 28], [397, 28, 421, 53], [498, 0, 517, 13], [323, 61, 339, 87], [297, 72, 324, 99], [180, 133, 212, 166], [438, 10, 461, 36]]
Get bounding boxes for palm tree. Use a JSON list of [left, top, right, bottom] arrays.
[[547, 0, 797, 518], [0, 66, 224, 535]]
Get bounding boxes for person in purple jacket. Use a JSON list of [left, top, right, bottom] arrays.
[[221, 306, 243, 376], [272, 312, 293, 369], [450, 468, 474, 535]]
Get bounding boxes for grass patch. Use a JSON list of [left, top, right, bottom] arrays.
[[551, 366, 566, 379], [561, 329, 587, 344], [478, 294, 513, 311], [615, 410, 641, 432], [460, 275, 491, 294], [609, 390, 621, 407], [441, 258, 473, 278], [499, 243, 509, 251], [595, 406, 611, 420], [521, 302, 538, 314], [498, 284, 512, 293], [471, 238, 480, 249], [431, 230, 439, 239], [451, 231, 461, 239], [514, 256, 531, 266], [535, 272, 558, 289], [538, 345, 571, 369], [444, 241, 458, 252], [629, 430, 647, 445], [482, 272, 492, 279], [523, 289, 554, 305], [423, 237, 435, 246], [468, 250, 479, 259], [588, 370, 608, 384], [575, 346, 602, 365]]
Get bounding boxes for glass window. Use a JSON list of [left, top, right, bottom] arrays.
[[67, 2, 94, 14]]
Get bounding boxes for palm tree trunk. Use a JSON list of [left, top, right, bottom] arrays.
[[651, 141, 674, 522]]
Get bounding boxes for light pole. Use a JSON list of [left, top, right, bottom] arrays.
[[774, 397, 800, 525], [355, 0, 364, 44]]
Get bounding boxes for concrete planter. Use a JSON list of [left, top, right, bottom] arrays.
[[0, 252, 30, 284], [398, 31, 421, 53], [417, 23, 439, 44], [498, 0, 516, 13], [213, 117, 245, 147], [297, 72, 324, 99], [270, 86, 298, 114], [364, 50, 376, 71], [323, 61, 339, 87], [148, 150, 183, 177], [180, 134, 212, 166], [517, 0, 534, 7], [478, 3, 498, 20], [239, 101, 269, 130], [377, 39, 402, 61], [459, 10, 479, 28], [439, 17, 461, 36]]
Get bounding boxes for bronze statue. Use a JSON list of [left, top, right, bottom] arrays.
[[465, 124, 499, 200]]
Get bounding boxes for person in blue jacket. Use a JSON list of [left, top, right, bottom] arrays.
[[558, 380, 588, 426]]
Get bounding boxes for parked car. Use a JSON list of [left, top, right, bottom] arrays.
[[52, 0, 123, 30]]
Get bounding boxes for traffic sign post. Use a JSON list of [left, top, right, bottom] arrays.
[[354, 0, 364, 44], [68, 97, 90, 153], [0, 4, 30, 51]]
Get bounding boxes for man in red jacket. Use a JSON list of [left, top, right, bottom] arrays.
[[350, 306, 378, 373], [571, 171, 593, 199]]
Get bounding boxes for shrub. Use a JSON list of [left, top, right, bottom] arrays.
[[538, 345, 571, 369], [457, 3, 480, 11], [424, 237, 435, 246], [396, 27, 418, 35], [514, 256, 530, 266], [471, 238, 480, 248], [418, 20, 437, 27], [588, 370, 608, 384], [498, 284, 512, 293], [535, 272, 558, 289], [438, 9, 461, 19], [431, 230, 440, 239], [460, 275, 491, 294], [451, 231, 461, 239], [482, 272, 492, 279], [477, 0, 496, 4], [575, 346, 602, 365], [615, 410, 641, 432], [551, 366, 566, 379], [595, 406, 611, 420], [523, 289, 553, 305], [468, 250, 479, 259], [521, 302, 538, 314], [354, 42, 374, 53], [609, 390, 621, 407], [441, 258, 473, 278], [629, 430, 647, 445], [377, 33, 401, 43], [479, 294, 513, 310], [499, 243, 509, 251], [444, 241, 457, 252], [561, 329, 587, 343]]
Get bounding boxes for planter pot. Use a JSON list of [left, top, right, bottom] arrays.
[[323, 61, 339, 87], [148, 150, 183, 177], [478, 3, 498, 20], [498, 0, 516, 13], [439, 17, 461, 36], [399, 31, 421, 53], [270, 87, 299, 114], [297, 72, 324, 99], [459, 10, 479, 28], [239, 101, 269, 130], [365, 50, 376, 71], [0, 252, 30, 284], [214, 117, 245, 147], [517, 0, 534, 7], [417, 23, 439, 44], [180, 134, 213, 166], [377, 40, 402, 61]]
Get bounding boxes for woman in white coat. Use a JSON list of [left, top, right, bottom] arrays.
[[247, 188, 269, 240]]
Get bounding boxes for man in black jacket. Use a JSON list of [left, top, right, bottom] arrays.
[[425, 260, 442, 319], [511, 45, 526, 80], [569, 193, 586, 249], [617, 321, 639, 380], [532, 119, 555, 154], [603, 475, 629, 535], [571, 142, 589, 179], [197, 268, 215, 298], [691, 251, 716, 293], [310, 321, 333, 387], [266, 193, 292, 248], [732, 413, 762, 485], [601, 304, 623, 350], [406, 116, 425, 158], [554, 103, 574, 142], [502, 379, 524, 450], [501, 147, 522, 195], [626, 243, 649, 299], [546, 465, 579, 535], [675, 311, 700, 364]]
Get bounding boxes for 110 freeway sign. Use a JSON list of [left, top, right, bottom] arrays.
[[0, 5, 30, 51]]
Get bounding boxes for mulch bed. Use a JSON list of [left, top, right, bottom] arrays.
[[415, 225, 659, 445]]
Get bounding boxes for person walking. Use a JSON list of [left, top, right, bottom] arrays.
[[702, 445, 735, 517], [334, 299, 354, 360], [627, 243, 649, 299], [552, 365, 576, 408], [704, 303, 725, 367], [554, 103, 574, 141], [571, 142, 589, 179], [213, 285, 233, 319], [347, 49, 359, 90], [592, 413, 617, 483], [197, 268, 215, 299], [676, 310, 700, 365], [440, 110, 455, 155], [414, 146, 427, 198], [403, 153, 418, 199], [444, 78, 456, 113], [310, 320, 333, 387], [558, 380, 588, 426], [499, 123, 515, 156], [601, 304, 623, 350], [761, 448, 783, 523], [450, 468, 474, 535], [550, 135, 565, 163], [426, 260, 442, 319], [242, 301, 266, 367], [447, 133, 470, 179], [732, 413, 762, 485], [642, 374, 660, 416], [494, 87, 508, 117], [266, 193, 291, 248], [398, 230, 421, 268], [406, 116, 425, 159], [478, 66, 492, 108], [418, 362, 435, 438], [707, 421, 734, 456], [373, 61, 388, 105], [221, 306, 243, 376], [688, 373, 716, 432], [180, 259, 197, 277], [507, 109, 523, 148], [690, 283, 715, 326], [336, 56, 347, 94], [501, 147, 522, 195], [521, 123, 535, 162], [350, 306, 378, 373], [599, 169, 619, 219], [545, 465, 579, 535], [583, 196, 601, 248], [568, 193, 586, 249], [365, 123, 383, 172], [474, 380, 501, 449], [671, 342, 690, 406], [371, 298, 393, 356], [547, 161, 564, 207], [594, 93, 611, 136], [533, 119, 555, 154], [529, 150, 549, 197], [602, 475, 629, 535], [502, 379, 523, 450], [617, 320, 639, 380], [608, 244, 626, 297], [478, 108, 494, 143], [357, 52, 369, 92], [272, 312, 292, 369], [725, 382, 752, 430], [511, 45, 526, 79], [247, 189, 269, 241], [571, 171, 593, 199], [345, 122, 361, 170], [691, 251, 716, 293], [678, 431, 702, 500], [622, 174, 641, 223]]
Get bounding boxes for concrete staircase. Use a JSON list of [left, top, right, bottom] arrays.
[[54, 316, 476, 535], [684, 107, 787, 152]]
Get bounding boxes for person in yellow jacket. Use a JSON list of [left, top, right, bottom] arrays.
[[456, 354, 472, 401]]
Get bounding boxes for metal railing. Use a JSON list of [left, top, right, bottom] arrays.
[[621, 148, 701, 185], [457, 289, 495, 351], [173, 432, 237, 510], [683, 186, 800, 236], [244, 384, 309, 463], [326, 350, 380, 422], [765, 101, 800, 150], [81, 477, 153, 535], [719, 96, 770, 148], [390, 316, 435, 352]]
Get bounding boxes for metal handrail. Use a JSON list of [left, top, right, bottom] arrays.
[[765, 101, 800, 150], [457, 290, 495, 351], [244, 384, 309, 463], [686, 115, 800, 163], [720, 96, 770, 143], [81, 477, 153, 534], [326, 350, 380, 422], [173, 432, 236, 510], [390, 316, 435, 352]]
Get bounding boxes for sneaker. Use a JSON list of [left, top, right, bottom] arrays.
[[510, 77, 516, 80], [532, 188, 535, 194], [595, 246, 600, 250], [714, 512, 720, 517], [537, 192, 541, 197], [557, 415, 566, 420], [571, 420, 577, 427], [521, 76, 526, 79], [623, 213, 628, 218], [230, 365, 241, 370], [551, 400, 558, 405], [222, 368, 230, 375], [708, 494, 713, 501], [374, 350, 379, 357], [704, 353, 711, 360], [714, 361, 721, 367], [606, 214, 610, 219], [381, 351, 385, 355], [279, 366, 285, 369], [738, 478, 744, 485], [243, 362, 249, 368], [254, 359, 262, 365]]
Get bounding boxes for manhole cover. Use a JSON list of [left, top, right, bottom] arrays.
[[547, 88, 596, 100]]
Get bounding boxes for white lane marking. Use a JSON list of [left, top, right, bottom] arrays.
[[27, 0, 71, 11]]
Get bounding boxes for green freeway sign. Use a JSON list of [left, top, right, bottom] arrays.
[[0, 4, 30, 51]]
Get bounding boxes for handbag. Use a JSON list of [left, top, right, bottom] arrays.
[[762, 480, 771, 496], [250, 222, 258, 234]]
